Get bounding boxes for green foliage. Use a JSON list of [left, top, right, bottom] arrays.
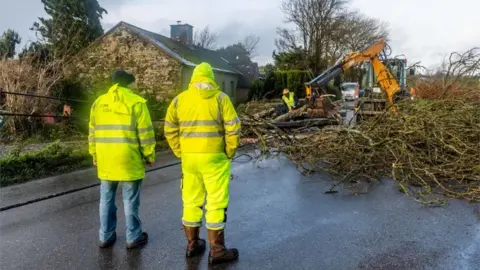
[[248, 70, 312, 100], [259, 63, 275, 75], [37, 122, 85, 141], [31, 0, 107, 57], [248, 79, 265, 100], [0, 142, 91, 186], [0, 136, 170, 186], [18, 42, 51, 63], [272, 49, 306, 70], [217, 43, 252, 64], [272, 70, 312, 98], [0, 29, 22, 58]]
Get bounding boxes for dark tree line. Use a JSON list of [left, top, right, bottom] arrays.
[[1, 0, 107, 61]]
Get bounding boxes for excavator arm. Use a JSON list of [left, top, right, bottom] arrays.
[[306, 39, 401, 106]]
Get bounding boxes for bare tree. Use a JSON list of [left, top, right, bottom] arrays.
[[275, 0, 391, 74], [277, 0, 349, 72], [242, 34, 260, 57], [340, 11, 389, 52], [411, 47, 480, 100], [194, 25, 219, 50], [442, 47, 480, 97]]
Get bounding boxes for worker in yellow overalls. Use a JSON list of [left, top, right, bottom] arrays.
[[164, 63, 241, 265]]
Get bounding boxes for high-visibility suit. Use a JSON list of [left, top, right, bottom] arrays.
[[88, 84, 156, 181], [282, 89, 298, 111], [164, 62, 240, 264]]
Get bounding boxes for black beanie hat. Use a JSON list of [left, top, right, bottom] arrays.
[[112, 69, 135, 87]]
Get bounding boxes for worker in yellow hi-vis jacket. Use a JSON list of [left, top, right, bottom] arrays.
[[88, 69, 156, 250], [164, 62, 241, 265]]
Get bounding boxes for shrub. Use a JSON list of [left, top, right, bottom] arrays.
[[0, 141, 91, 186]]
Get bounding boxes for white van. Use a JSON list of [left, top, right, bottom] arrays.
[[340, 82, 359, 101]]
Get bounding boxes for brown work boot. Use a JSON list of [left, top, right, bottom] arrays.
[[207, 229, 239, 265], [184, 226, 206, 257]]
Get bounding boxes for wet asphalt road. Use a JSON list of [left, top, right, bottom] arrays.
[[0, 153, 479, 270]]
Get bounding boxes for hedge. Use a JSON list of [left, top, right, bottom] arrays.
[[249, 69, 344, 101], [0, 139, 170, 186], [273, 70, 312, 98], [0, 142, 91, 186]]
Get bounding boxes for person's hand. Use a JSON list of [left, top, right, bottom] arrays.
[[93, 161, 97, 167], [146, 161, 154, 168]]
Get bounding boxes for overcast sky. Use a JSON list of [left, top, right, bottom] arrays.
[[1, 0, 479, 69]]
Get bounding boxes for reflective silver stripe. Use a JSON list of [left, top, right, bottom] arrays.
[[138, 126, 154, 133], [140, 137, 156, 145], [88, 137, 95, 142], [206, 222, 225, 229], [173, 97, 179, 108], [95, 137, 138, 143], [216, 93, 227, 125], [131, 105, 137, 130], [180, 131, 223, 138], [89, 127, 95, 133], [226, 130, 240, 135], [164, 121, 178, 128], [218, 92, 227, 100], [179, 120, 219, 127], [224, 117, 240, 126], [94, 124, 135, 131], [182, 220, 202, 227], [165, 131, 178, 136]]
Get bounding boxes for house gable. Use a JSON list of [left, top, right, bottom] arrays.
[[68, 23, 183, 104]]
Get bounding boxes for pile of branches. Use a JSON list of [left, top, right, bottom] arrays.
[[247, 99, 480, 205]]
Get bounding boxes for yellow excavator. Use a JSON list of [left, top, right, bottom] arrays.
[[305, 38, 414, 112]]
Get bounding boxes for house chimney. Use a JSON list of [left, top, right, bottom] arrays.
[[170, 21, 193, 47]]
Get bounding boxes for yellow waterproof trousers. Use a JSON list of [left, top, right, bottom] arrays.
[[181, 153, 231, 230]]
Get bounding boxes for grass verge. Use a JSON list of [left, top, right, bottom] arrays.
[[0, 140, 170, 187]]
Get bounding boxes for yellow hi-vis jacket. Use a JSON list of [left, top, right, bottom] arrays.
[[88, 84, 156, 181], [164, 63, 241, 159], [282, 92, 295, 111]]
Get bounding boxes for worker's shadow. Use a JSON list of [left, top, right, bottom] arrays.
[[97, 248, 116, 270], [185, 255, 204, 270]]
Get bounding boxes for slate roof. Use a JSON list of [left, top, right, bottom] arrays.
[[107, 21, 240, 75]]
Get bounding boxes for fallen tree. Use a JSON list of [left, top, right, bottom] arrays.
[[242, 99, 480, 205]]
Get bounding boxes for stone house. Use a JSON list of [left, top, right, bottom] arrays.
[[69, 21, 246, 107]]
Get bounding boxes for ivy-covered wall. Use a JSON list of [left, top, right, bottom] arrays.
[[67, 24, 183, 108]]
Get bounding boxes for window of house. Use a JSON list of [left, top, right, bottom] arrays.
[[230, 81, 235, 93], [222, 81, 225, 92]]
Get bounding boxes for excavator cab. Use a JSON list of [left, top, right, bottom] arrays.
[[362, 58, 409, 98]]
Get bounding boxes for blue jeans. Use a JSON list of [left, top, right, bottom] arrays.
[[99, 180, 143, 243]]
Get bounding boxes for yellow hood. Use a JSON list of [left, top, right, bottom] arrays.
[[188, 62, 220, 99], [106, 84, 145, 114]]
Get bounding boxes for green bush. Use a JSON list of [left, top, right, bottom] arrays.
[[249, 69, 346, 101], [248, 79, 265, 100], [255, 70, 312, 100], [0, 142, 91, 186], [0, 137, 171, 186]]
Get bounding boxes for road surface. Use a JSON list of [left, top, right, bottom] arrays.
[[0, 151, 479, 270]]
